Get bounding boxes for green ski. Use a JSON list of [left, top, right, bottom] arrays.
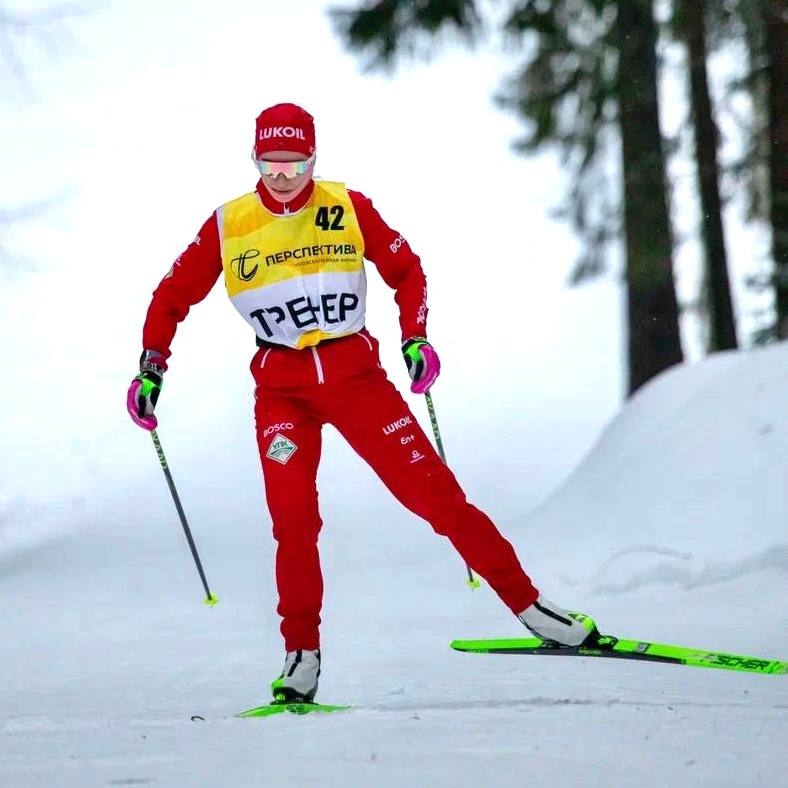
[[450, 636, 788, 675], [237, 701, 351, 718]]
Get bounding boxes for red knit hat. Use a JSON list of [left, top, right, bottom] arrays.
[[254, 103, 315, 158]]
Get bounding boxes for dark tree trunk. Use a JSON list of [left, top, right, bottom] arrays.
[[682, 0, 738, 351], [616, 0, 683, 394], [765, 0, 788, 337]]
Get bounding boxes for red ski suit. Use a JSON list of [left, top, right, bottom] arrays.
[[142, 180, 538, 650]]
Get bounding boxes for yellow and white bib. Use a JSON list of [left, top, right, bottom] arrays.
[[218, 181, 366, 349]]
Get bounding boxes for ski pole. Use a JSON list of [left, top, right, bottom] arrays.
[[150, 429, 218, 606], [424, 391, 481, 589]]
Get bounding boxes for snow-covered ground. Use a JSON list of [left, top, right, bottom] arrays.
[[2, 344, 787, 787]]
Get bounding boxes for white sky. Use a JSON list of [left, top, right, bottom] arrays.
[[4, 0, 761, 529]]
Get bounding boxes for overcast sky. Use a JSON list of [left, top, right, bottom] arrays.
[[2, 0, 763, 538]]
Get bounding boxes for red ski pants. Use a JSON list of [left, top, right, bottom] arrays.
[[252, 330, 539, 650]]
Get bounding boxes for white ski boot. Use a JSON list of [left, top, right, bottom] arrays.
[[271, 649, 321, 703], [517, 595, 598, 647]]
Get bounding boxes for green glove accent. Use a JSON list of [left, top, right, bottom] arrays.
[[139, 373, 162, 399], [401, 336, 430, 381]]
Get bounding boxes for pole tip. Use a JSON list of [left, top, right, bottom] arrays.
[[204, 595, 219, 607], [467, 578, 481, 590]]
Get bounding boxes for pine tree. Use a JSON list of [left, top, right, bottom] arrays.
[[332, 0, 684, 393], [763, 0, 788, 336], [673, 0, 738, 351], [708, 0, 787, 340], [615, 0, 683, 390]]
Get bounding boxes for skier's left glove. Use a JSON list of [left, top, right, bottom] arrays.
[[402, 337, 441, 394], [126, 350, 167, 431]]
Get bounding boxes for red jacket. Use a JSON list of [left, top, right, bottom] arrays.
[[142, 180, 428, 359]]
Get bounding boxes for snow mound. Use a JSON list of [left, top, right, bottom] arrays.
[[522, 342, 788, 607]]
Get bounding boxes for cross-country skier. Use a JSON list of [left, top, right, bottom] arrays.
[[127, 103, 598, 704]]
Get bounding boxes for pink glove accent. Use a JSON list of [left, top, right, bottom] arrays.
[[126, 378, 158, 431], [410, 344, 441, 394]]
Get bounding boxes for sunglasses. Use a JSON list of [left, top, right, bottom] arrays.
[[253, 154, 315, 179]]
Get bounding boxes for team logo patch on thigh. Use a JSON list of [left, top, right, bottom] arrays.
[[266, 433, 298, 464]]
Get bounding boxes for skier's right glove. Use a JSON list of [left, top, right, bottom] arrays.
[[126, 350, 167, 431]]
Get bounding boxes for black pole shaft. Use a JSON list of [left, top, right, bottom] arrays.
[[424, 392, 478, 587], [150, 429, 216, 603]]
